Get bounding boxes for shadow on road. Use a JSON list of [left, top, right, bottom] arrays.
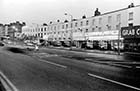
[[5, 47, 27, 54]]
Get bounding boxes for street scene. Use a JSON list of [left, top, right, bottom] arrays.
[[1, 0, 140, 91]]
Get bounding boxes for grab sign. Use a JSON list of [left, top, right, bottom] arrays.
[[121, 26, 140, 38]]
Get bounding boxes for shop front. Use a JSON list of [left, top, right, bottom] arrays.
[[121, 25, 140, 52], [87, 30, 123, 51]]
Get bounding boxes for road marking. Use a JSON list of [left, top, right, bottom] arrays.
[[38, 59, 67, 68], [85, 58, 133, 68], [111, 64, 132, 68], [88, 73, 140, 91], [136, 66, 140, 68], [0, 71, 18, 91]]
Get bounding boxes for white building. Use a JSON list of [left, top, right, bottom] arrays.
[[22, 4, 140, 50]]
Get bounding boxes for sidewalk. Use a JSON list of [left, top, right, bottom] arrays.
[[47, 46, 124, 56]]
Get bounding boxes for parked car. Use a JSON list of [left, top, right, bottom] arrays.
[[53, 41, 61, 46], [0, 41, 4, 46]]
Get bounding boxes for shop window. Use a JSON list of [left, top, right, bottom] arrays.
[[128, 23, 133, 27]]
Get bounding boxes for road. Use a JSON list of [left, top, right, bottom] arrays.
[[0, 46, 140, 91]]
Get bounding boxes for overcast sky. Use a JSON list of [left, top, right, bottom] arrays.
[[0, 0, 140, 25]]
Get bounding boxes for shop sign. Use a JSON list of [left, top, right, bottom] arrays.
[[88, 30, 119, 36], [121, 26, 140, 38]]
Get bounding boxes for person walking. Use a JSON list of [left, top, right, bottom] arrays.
[[35, 44, 39, 51]]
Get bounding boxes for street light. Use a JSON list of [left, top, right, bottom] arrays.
[[118, 23, 121, 55], [64, 12, 73, 50]]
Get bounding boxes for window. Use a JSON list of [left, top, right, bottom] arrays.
[[99, 18, 102, 24], [66, 24, 68, 29], [70, 23, 73, 28], [75, 22, 78, 27], [62, 25, 64, 29], [86, 29, 88, 32], [44, 28, 46, 31], [92, 19, 95, 25], [129, 12, 133, 20], [80, 21, 83, 26], [108, 26, 111, 30], [54, 26, 56, 30], [108, 16, 112, 23], [116, 25, 120, 30], [92, 28, 95, 32], [98, 27, 102, 31], [86, 20, 89, 25], [116, 14, 121, 22], [57, 25, 60, 30]]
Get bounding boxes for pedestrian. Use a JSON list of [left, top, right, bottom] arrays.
[[35, 44, 39, 51]]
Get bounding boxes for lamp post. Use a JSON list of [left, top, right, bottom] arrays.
[[118, 23, 121, 55], [64, 13, 73, 50]]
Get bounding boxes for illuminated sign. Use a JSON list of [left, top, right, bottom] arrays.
[[121, 26, 140, 38]]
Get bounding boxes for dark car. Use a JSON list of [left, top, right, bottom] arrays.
[[0, 42, 4, 46]]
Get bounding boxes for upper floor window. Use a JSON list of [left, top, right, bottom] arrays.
[[44, 27, 46, 31], [129, 12, 133, 20], [116, 14, 121, 22], [70, 23, 73, 28], [86, 29, 88, 32], [80, 21, 83, 26], [62, 25, 64, 29], [99, 18, 102, 24], [108, 16, 112, 23], [41, 28, 43, 32], [92, 28, 95, 32], [75, 22, 78, 27], [98, 27, 102, 31], [92, 19, 95, 25], [86, 20, 89, 25], [57, 25, 60, 30], [66, 24, 68, 29], [54, 26, 56, 30]]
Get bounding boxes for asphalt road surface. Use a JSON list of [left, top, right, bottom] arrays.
[[0, 46, 140, 91]]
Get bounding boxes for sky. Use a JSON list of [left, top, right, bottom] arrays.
[[0, 0, 140, 25]]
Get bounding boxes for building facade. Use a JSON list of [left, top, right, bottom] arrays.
[[22, 4, 140, 51]]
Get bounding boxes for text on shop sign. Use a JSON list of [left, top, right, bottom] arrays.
[[121, 26, 140, 38]]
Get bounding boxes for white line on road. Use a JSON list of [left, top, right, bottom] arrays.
[[110, 64, 132, 68], [88, 73, 140, 91], [136, 66, 140, 68], [0, 71, 18, 91], [38, 59, 67, 68]]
